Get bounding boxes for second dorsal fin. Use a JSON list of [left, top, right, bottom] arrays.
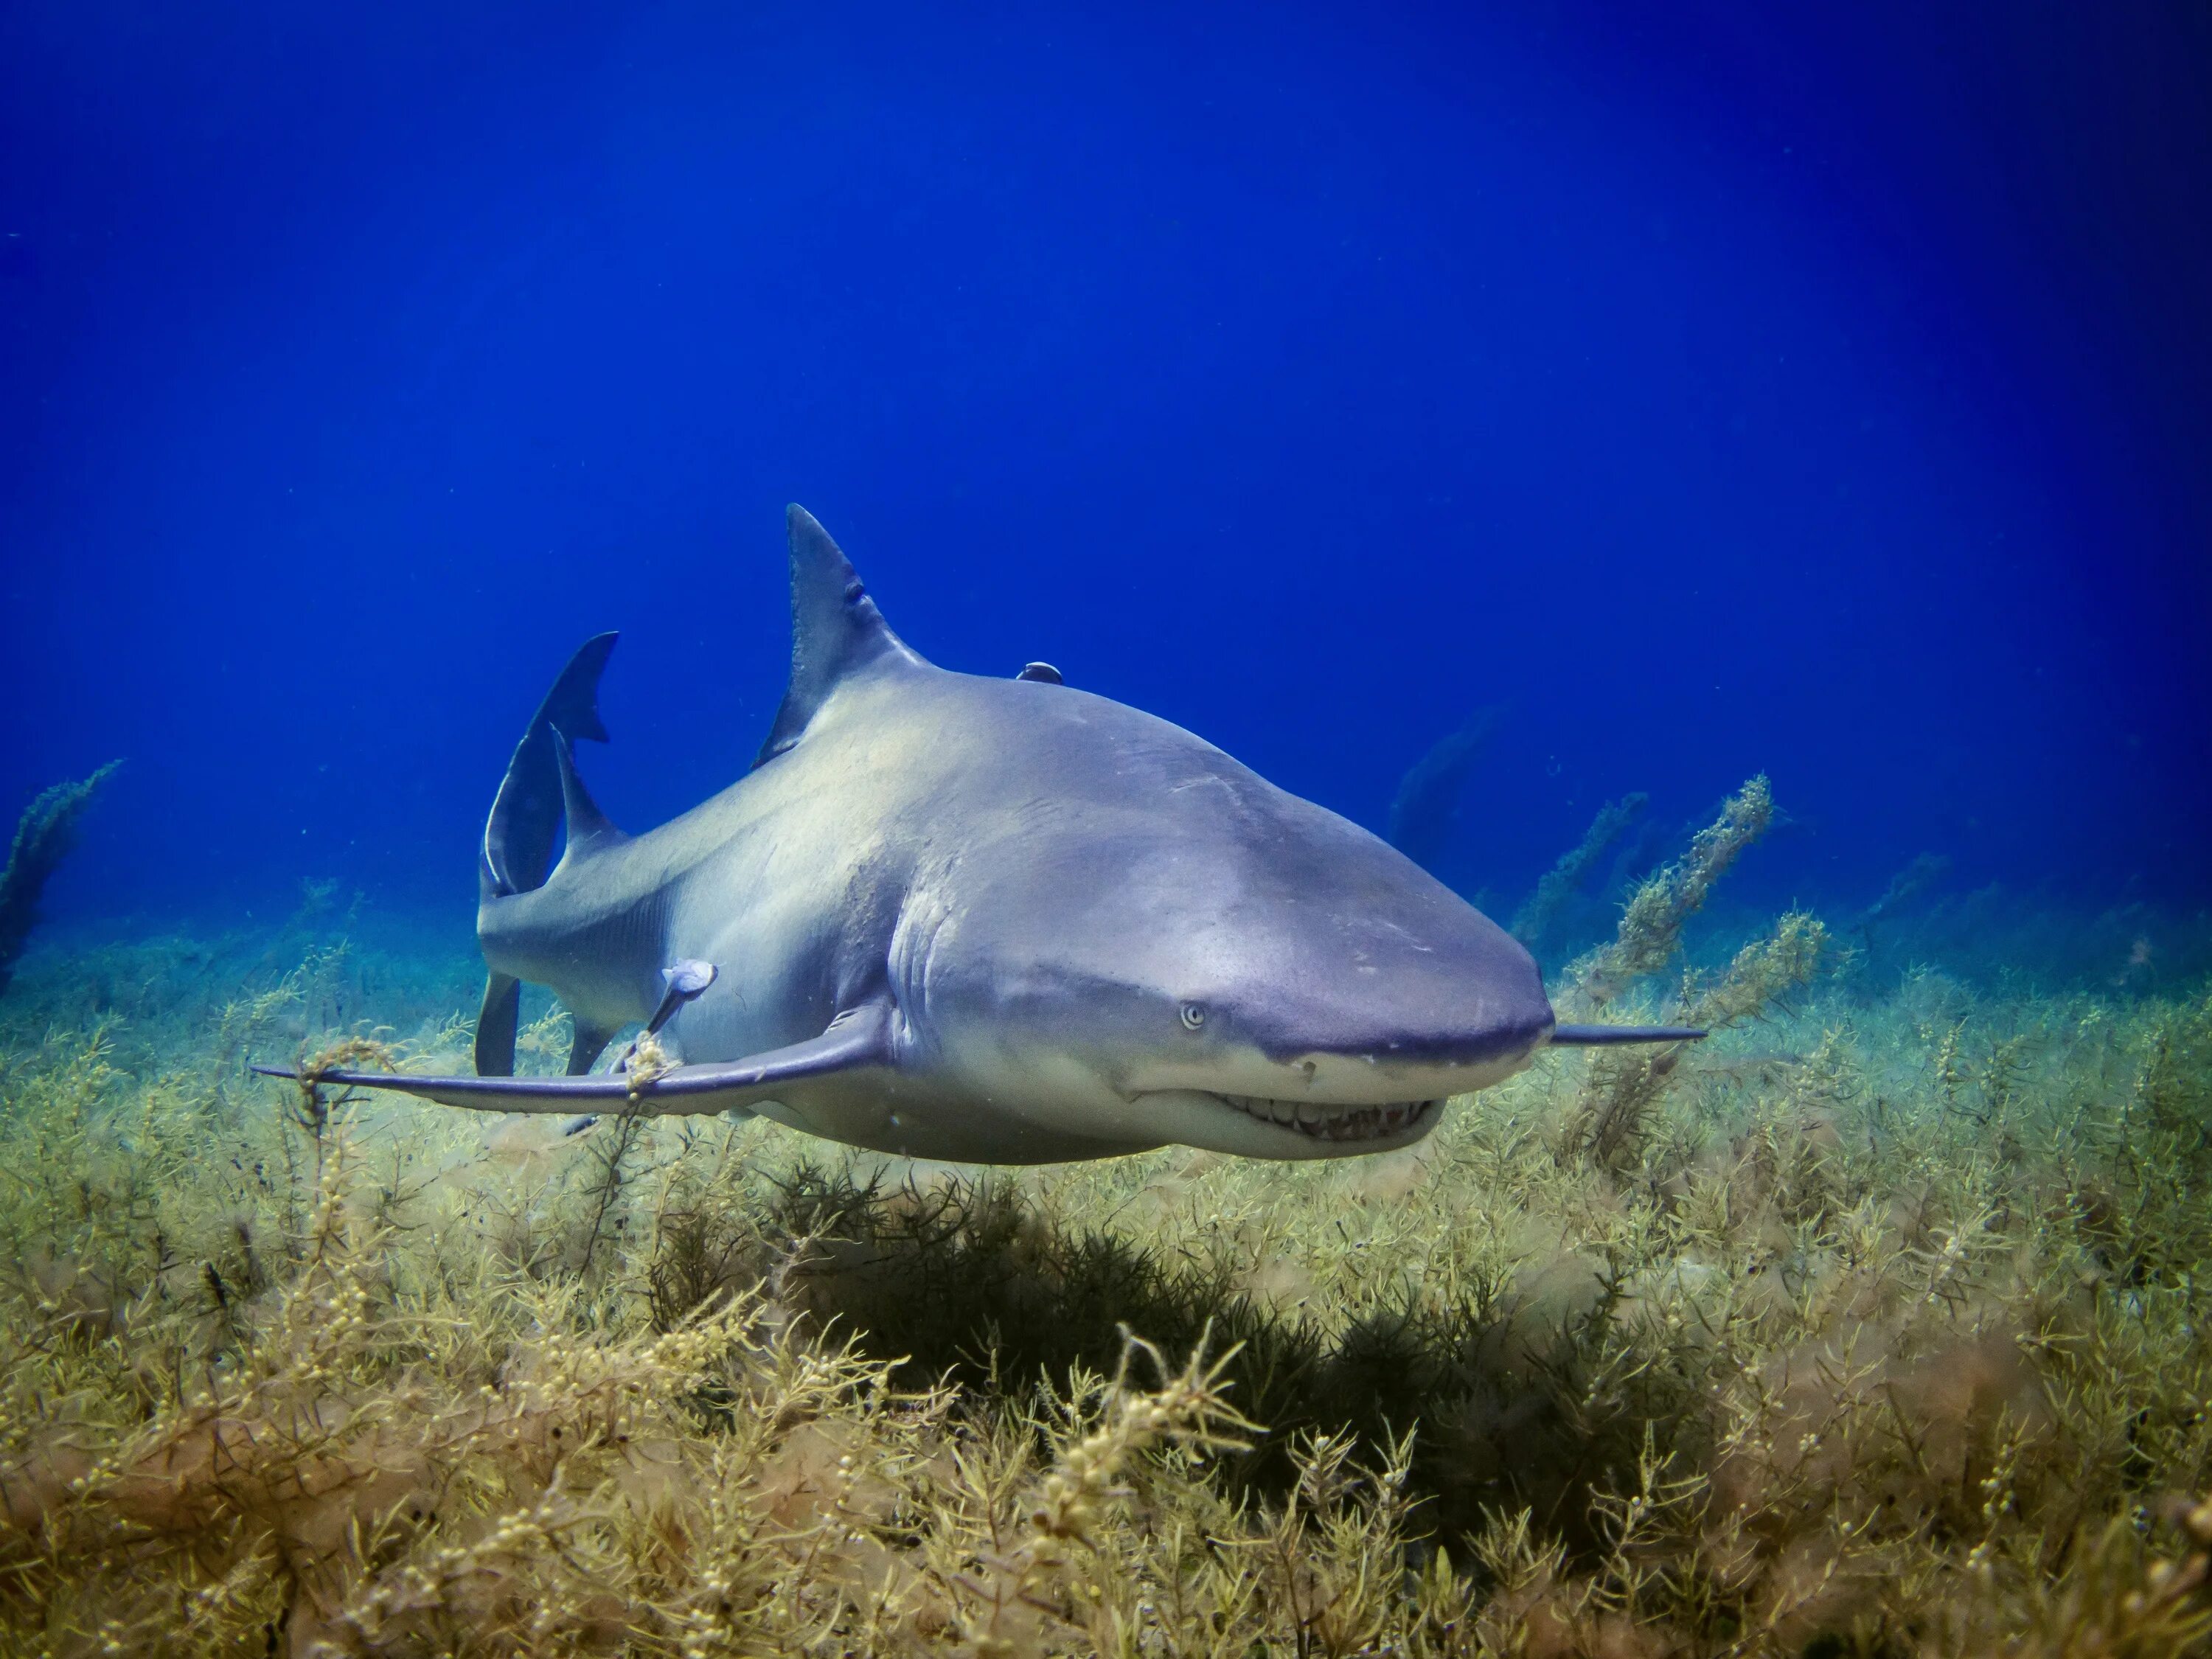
[[552, 730, 626, 865], [757, 505, 929, 765]]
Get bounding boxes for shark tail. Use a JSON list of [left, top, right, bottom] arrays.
[[474, 633, 619, 1076], [480, 633, 619, 901]]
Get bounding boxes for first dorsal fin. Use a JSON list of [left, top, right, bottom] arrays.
[[756, 506, 928, 765]]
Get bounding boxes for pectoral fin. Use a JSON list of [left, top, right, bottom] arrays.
[[257, 1004, 894, 1117]]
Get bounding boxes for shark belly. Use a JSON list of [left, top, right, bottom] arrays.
[[742, 1066, 1164, 1165]]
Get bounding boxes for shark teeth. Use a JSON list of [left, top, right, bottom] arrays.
[[1212, 1094, 1441, 1142]]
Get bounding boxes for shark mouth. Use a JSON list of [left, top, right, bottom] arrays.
[[1211, 1093, 1444, 1144]]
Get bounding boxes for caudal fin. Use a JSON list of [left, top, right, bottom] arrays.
[[476, 634, 617, 1077], [481, 633, 618, 900]]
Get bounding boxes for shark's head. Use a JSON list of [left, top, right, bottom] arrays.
[[902, 679, 1557, 1160]]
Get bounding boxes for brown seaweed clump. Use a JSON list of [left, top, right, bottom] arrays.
[[1545, 778, 1824, 1173], [1571, 774, 1774, 1007], [1567, 908, 1830, 1172], [1510, 791, 1649, 953], [0, 897, 2210, 1654], [0, 760, 120, 998]]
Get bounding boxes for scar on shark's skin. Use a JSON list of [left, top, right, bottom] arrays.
[[258, 507, 1698, 1165]]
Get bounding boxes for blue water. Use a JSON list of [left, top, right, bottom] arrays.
[[4, 2, 2208, 942]]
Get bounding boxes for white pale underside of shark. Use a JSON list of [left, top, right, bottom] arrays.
[[260, 507, 1700, 1163]]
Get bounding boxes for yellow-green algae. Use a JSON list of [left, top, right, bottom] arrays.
[[0, 763, 120, 1001], [1, 809, 2210, 1655]]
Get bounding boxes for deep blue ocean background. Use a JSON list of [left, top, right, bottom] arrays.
[[4, 1, 2208, 966]]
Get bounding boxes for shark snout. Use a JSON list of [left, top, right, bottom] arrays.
[[1213, 925, 1557, 1099]]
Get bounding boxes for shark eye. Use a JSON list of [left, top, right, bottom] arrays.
[[1179, 1002, 1207, 1032]]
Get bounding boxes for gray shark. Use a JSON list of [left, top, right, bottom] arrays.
[[260, 507, 1697, 1163]]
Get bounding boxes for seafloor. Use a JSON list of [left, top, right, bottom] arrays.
[[1, 840, 2209, 1654]]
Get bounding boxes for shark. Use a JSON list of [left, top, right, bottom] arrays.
[[259, 507, 1698, 1163]]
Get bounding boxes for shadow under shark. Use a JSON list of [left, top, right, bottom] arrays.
[[260, 507, 1697, 1163]]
